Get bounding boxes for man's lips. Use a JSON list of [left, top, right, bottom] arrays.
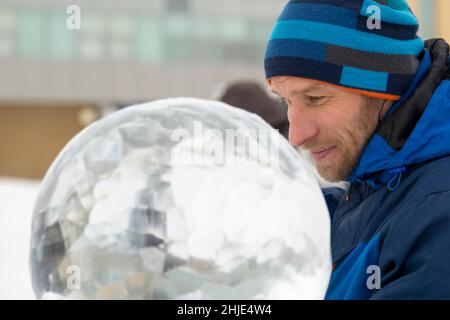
[[310, 146, 336, 161]]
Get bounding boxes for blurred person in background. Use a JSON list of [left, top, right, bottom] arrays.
[[216, 81, 289, 139]]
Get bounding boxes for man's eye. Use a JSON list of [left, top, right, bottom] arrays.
[[307, 96, 326, 105]]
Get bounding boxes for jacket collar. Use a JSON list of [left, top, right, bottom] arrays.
[[347, 39, 450, 187]]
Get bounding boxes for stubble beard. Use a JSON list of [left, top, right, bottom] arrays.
[[315, 111, 381, 182]]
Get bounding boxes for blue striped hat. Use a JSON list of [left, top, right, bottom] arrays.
[[264, 0, 424, 101]]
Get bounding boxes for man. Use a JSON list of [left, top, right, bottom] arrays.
[[264, 0, 450, 299]]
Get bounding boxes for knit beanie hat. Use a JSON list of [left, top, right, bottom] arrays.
[[264, 0, 425, 101]]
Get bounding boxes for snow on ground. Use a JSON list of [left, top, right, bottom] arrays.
[[0, 178, 40, 300]]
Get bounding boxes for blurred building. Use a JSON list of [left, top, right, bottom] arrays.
[[0, 0, 284, 103], [0, 0, 284, 178], [0, 0, 448, 179]]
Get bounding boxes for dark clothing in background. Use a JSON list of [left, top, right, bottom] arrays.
[[219, 81, 289, 139]]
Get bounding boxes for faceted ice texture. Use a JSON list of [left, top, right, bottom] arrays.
[[30, 98, 331, 300]]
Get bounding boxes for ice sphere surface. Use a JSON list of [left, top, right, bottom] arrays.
[[30, 98, 331, 300]]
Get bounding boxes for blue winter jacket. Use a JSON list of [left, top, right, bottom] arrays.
[[324, 38, 450, 300]]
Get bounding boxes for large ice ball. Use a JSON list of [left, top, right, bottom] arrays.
[[30, 98, 331, 300]]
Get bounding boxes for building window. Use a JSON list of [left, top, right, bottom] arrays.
[[79, 13, 135, 61], [79, 13, 106, 60], [0, 9, 16, 58], [135, 18, 164, 64], [80, 39, 103, 61], [17, 10, 45, 60], [166, 15, 191, 37], [48, 11, 75, 61], [0, 9, 15, 58], [108, 15, 135, 61]]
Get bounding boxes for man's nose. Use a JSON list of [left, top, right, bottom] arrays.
[[287, 106, 319, 147]]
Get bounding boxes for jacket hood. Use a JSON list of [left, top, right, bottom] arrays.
[[348, 38, 450, 187]]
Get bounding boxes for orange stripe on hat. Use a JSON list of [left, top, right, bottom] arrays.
[[313, 80, 402, 101], [268, 77, 401, 101]]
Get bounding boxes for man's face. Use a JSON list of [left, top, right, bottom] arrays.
[[269, 76, 388, 182]]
